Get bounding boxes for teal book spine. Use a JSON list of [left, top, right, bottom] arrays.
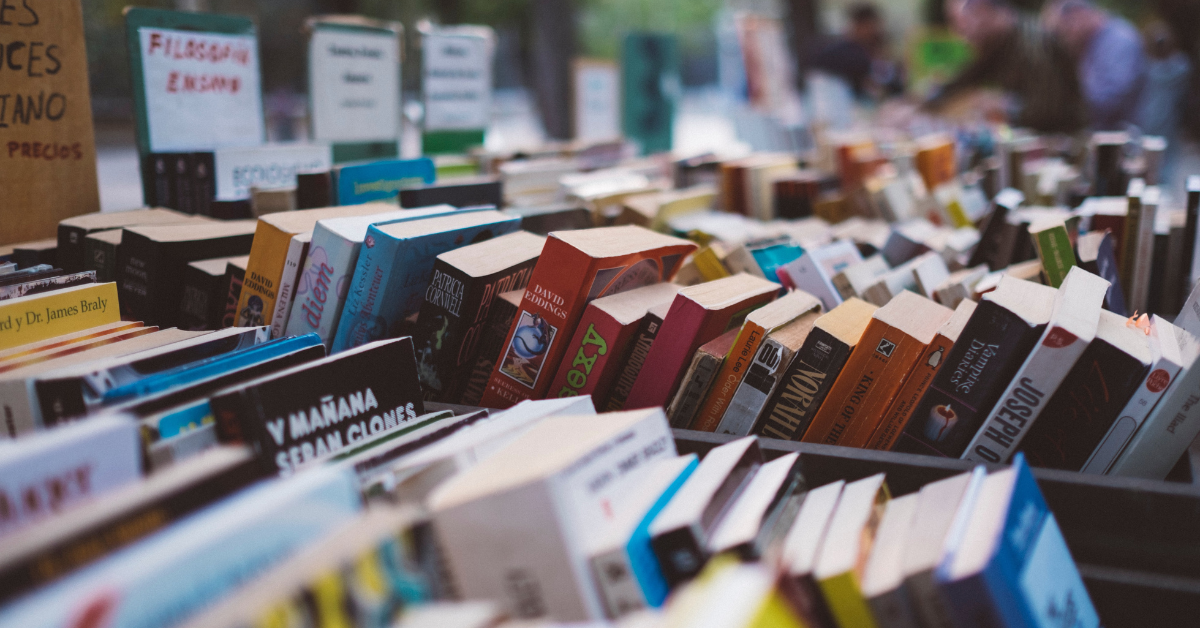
[[331, 224, 405, 352]]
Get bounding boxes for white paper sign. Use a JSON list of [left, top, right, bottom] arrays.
[[214, 144, 332, 200], [138, 27, 265, 152], [422, 31, 492, 131], [309, 28, 401, 142], [573, 61, 620, 141]]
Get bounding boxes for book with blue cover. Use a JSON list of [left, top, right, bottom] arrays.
[[331, 209, 520, 353], [336, 157, 437, 205], [937, 454, 1099, 628]]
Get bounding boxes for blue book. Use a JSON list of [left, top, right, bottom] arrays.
[[750, 243, 804, 284], [0, 466, 362, 628], [937, 454, 1099, 628], [331, 209, 520, 353], [103, 334, 325, 404], [336, 157, 437, 205], [590, 454, 699, 616]]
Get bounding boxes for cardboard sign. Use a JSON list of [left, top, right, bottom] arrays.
[[573, 59, 620, 142], [214, 144, 333, 201], [308, 20, 402, 143], [422, 27, 493, 131], [0, 0, 100, 245], [126, 9, 265, 155]]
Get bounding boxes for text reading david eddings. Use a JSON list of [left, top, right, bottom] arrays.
[[0, 295, 108, 336]]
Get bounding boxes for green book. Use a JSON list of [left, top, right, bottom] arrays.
[[1030, 219, 1076, 288]]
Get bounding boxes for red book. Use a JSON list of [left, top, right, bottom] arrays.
[[479, 226, 696, 409], [623, 273, 780, 410], [546, 282, 680, 409]]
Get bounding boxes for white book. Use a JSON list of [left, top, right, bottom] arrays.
[[429, 408, 676, 621], [962, 267, 1110, 463], [832, 255, 889, 300], [781, 480, 843, 578], [778, 240, 862, 311], [270, 232, 311, 339], [862, 494, 921, 628], [706, 452, 801, 556], [813, 473, 888, 618], [0, 416, 140, 539], [1083, 316, 1188, 474], [283, 204, 472, 347], [911, 253, 951, 301], [862, 253, 934, 306], [1129, 185, 1159, 314]]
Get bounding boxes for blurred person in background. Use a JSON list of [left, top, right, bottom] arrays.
[[1043, 0, 1146, 130], [925, 0, 1085, 133], [1135, 22, 1191, 184], [811, 3, 906, 101]]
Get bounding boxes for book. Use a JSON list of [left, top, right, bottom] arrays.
[[604, 301, 671, 412], [1183, 176, 1199, 299], [861, 494, 921, 628], [0, 321, 142, 366], [0, 325, 158, 376], [399, 176, 503, 209], [831, 255, 889, 300], [706, 452, 804, 559], [459, 289, 524, 407], [236, 204, 393, 331], [939, 455, 1099, 628], [118, 221, 258, 327], [589, 454, 699, 618], [1029, 219, 1076, 289], [1120, 180, 1158, 314], [902, 468, 987, 628], [895, 277, 1057, 457], [775, 240, 863, 311], [649, 436, 761, 589], [1082, 315, 1187, 474], [178, 256, 245, 331], [624, 273, 779, 412], [0, 264, 61, 289], [57, 208, 194, 273], [693, 291, 822, 433], [268, 232, 311, 339], [961, 267, 1111, 464], [221, 256, 251, 329], [34, 326, 269, 427], [84, 229, 124, 283], [802, 291, 954, 448], [0, 446, 264, 603], [335, 157, 437, 205], [212, 337, 425, 475], [1074, 230, 1128, 316], [505, 204, 594, 235], [282, 204, 472, 348], [0, 282, 120, 351], [430, 408, 676, 621], [814, 473, 889, 628], [1019, 310, 1152, 470], [753, 298, 878, 441], [481, 226, 696, 408], [868, 299, 977, 451], [779, 480, 842, 628], [416, 231, 546, 402], [11, 239, 58, 270], [332, 210, 521, 353], [0, 465, 362, 628], [719, 309, 824, 436], [666, 327, 741, 429], [911, 252, 951, 301], [546, 282, 679, 409], [0, 416, 141, 539], [0, 271, 96, 302]]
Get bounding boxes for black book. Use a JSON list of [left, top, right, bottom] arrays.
[[1019, 310, 1151, 470], [221, 256, 250, 329], [212, 337, 425, 475], [895, 277, 1056, 457], [0, 264, 60, 287], [85, 230, 124, 284], [0, 446, 266, 603], [458, 289, 523, 406], [1076, 231, 1128, 316], [179, 256, 246, 331], [117, 221, 256, 327], [1149, 219, 1171, 316], [171, 153, 197, 214], [603, 301, 669, 412], [967, 190, 1018, 271], [399, 176, 503, 210], [192, 152, 216, 217], [1184, 176, 1200, 304], [296, 170, 334, 209], [141, 153, 174, 207], [1093, 133, 1128, 197], [209, 200, 254, 220], [0, 271, 96, 301], [58, 208, 195, 274], [414, 232, 543, 402], [505, 204, 593, 234], [13, 239, 58, 270]]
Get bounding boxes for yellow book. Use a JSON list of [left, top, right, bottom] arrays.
[[236, 203, 394, 327], [693, 246, 731, 282], [0, 283, 120, 351]]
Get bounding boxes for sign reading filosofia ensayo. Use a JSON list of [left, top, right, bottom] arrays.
[[421, 26, 494, 131], [308, 20, 402, 143]]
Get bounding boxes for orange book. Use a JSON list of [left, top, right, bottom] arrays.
[[691, 290, 821, 432], [801, 291, 953, 448], [914, 135, 956, 190], [865, 299, 977, 451]]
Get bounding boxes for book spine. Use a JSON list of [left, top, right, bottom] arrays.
[[57, 227, 87, 275], [332, 226, 402, 353], [716, 337, 795, 436], [459, 293, 522, 407], [237, 222, 290, 330], [0, 283, 120, 352], [961, 324, 1091, 464], [221, 263, 246, 329], [0, 272, 96, 301], [753, 328, 851, 441], [591, 548, 646, 618], [142, 153, 174, 208], [692, 322, 767, 433], [1109, 356, 1200, 479], [604, 309, 666, 412], [1184, 181, 1199, 297], [117, 233, 155, 323], [285, 233, 357, 347], [1130, 201, 1158, 315], [1082, 352, 1180, 474], [666, 349, 723, 428], [171, 153, 196, 214], [1120, 194, 1142, 296], [547, 310, 626, 401], [192, 152, 215, 217], [445, 264, 538, 402], [968, 204, 1011, 271], [1032, 226, 1075, 288], [270, 238, 309, 339], [416, 261, 473, 399], [867, 334, 954, 451], [178, 270, 215, 331]]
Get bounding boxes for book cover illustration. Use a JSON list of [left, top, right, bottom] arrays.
[[498, 311, 559, 389]]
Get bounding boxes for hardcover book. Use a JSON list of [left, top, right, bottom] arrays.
[[57, 208, 194, 274], [895, 277, 1057, 457], [0, 283, 120, 351], [961, 267, 1111, 464], [212, 337, 425, 475], [416, 231, 545, 402], [802, 291, 954, 448], [459, 289, 524, 407], [604, 301, 671, 412], [547, 282, 680, 409], [481, 226, 696, 408], [666, 327, 741, 429], [754, 298, 877, 441], [332, 210, 521, 353]]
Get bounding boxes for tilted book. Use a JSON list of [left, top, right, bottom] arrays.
[[775, 240, 863, 312], [814, 473, 889, 628], [719, 309, 823, 436], [268, 232, 311, 338], [1074, 230, 1127, 316], [1028, 219, 1075, 288], [459, 289, 523, 406], [666, 327, 740, 429], [0, 271, 96, 302], [604, 301, 671, 412], [0, 282, 120, 351]]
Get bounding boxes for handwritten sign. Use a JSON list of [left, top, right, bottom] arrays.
[[134, 19, 264, 152], [214, 144, 332, 201], [422, 27, 493, 131], [573, 59, 620, 142], [309, 23, 401, 143], [0, 0, 99, 245]]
